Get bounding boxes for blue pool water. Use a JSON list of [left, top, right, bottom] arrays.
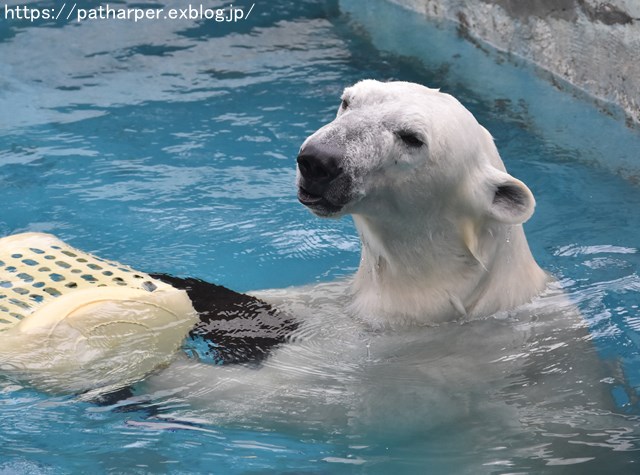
[[1, 0, 640, 473]]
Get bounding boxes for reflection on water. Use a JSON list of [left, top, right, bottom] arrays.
[[1, 0, 640, 473]]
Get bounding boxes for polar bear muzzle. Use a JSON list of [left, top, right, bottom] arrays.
[[296, 140, 352, 216]]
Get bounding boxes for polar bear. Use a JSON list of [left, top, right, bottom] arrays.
[[34, 80, 640, 469], [296, 79, 549, 327], [140, 82, 622, 461], [2, 81, 621, 467]]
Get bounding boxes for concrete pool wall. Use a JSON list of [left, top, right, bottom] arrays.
[[385, 0, 640, 127]]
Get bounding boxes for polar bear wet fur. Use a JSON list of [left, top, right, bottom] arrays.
[[296, 79, 549, 326], [129, 81, 615, 448]]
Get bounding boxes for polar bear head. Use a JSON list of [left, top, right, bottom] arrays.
[[297, 80, 549, 327]]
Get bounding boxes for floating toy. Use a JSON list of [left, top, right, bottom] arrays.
[[0, 233, 197, 395]]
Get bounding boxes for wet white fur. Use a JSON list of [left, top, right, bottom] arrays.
[[299, 80, 549, 327], [138, 83, 621, 456]]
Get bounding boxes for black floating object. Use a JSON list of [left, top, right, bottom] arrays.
[[150, 274, 299, 366]]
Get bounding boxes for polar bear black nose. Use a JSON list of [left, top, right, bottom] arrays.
[[297, 142, 343, 195]]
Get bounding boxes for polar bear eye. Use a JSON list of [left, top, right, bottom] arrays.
[[397, 131, 423, 148], [340, 99, 349, 110]]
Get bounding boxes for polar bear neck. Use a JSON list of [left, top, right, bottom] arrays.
[[350, 214, 549, 327]]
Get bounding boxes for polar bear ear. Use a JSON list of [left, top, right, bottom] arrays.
[[486, 169, 536, 225]]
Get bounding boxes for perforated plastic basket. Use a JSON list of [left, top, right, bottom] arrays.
[[0, 233, 197, 395]]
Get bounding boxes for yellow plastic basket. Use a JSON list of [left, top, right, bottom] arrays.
[[0, 233, 197, 395]]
